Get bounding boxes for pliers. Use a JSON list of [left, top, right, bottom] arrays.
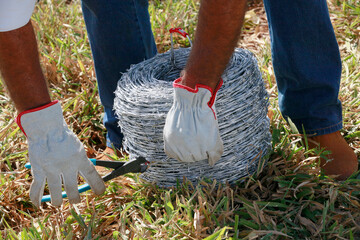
[[25, 157, 149, 203]]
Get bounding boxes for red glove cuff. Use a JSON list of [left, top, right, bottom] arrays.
[[15, 100, 59, 137], [173, 78, 223, 107]]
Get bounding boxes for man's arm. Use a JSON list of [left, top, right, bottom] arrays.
[[163, 0, 248, 165], [181, 0, 248, 90], [0, 21, 51, 112], [0, 20, 105, 207]]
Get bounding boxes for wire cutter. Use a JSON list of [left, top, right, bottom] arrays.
[[24, 157, 149, 203]]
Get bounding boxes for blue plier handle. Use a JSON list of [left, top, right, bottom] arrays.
[[24, 157, 149, 203]]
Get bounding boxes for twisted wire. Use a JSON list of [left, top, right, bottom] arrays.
[[114, 48, 271, 187]]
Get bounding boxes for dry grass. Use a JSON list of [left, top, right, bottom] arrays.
[[0, 0, 359, 239]]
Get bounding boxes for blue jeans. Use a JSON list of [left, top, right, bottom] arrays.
[[81, 0, 157, 148], [263, 0, 343, 136], [82, 0, 342, 148]]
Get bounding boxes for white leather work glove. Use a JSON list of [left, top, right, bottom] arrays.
[[163, 78, 224, 166], [16, 101, 105, 207]]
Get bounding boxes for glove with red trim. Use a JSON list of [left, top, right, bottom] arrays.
[[163, 78, 224, 166], [16, 101, 105, 207]]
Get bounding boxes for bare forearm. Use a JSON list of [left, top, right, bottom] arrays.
[[181, 0, 247, 90], [0, 21, 51, 112]]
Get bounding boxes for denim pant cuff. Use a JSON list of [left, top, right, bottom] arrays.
[[106, 141, 123, 150], [297, 120, 343, 136], [106, 133, 123, 149]]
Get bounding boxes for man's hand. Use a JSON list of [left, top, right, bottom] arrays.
[[163, 0, 247, 165], [16, 101, 105, 207], [163, 78, 224, 166]]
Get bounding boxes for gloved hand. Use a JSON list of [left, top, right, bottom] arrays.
[[16, 101, 105, 207], [163, 78, 224, 166]]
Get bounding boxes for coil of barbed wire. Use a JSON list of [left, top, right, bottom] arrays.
[[114, 47, 271, 187]]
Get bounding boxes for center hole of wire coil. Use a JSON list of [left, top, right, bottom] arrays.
[[153, 63, 183, 82]]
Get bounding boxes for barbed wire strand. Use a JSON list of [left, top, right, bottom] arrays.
[[114, 47, 271, 187]]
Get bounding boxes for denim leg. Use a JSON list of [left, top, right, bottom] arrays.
[[263, 0, 343, 136], [81, 0, 157, 148]]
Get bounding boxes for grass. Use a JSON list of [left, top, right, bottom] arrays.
[[0, 0, 359, 239]]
